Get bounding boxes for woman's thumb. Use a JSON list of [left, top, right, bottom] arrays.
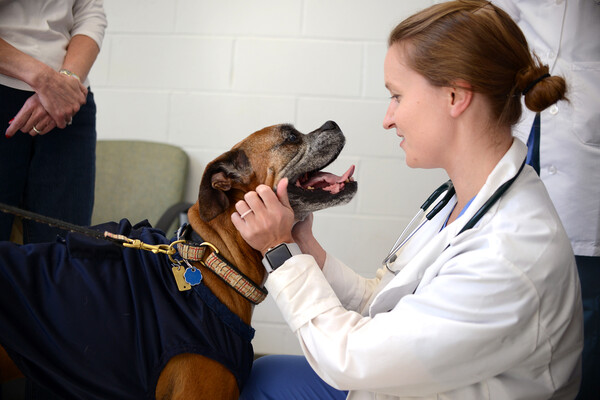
[[276, 178, 292, 209]]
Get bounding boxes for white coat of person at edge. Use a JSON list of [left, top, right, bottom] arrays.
[[234, 1, 583, 399]]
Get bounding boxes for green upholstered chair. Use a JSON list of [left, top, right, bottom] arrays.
[[91, 140, 191, 235]]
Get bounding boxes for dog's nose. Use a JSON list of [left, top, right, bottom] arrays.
[[320, 121, 339, 131]]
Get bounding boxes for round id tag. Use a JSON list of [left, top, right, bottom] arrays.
[[184, 265, 203, 286]]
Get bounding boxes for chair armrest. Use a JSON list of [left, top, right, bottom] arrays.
[[156, 201, 193, 233]]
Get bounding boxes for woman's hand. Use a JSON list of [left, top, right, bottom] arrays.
[[5, 93, 57, 137], [232, 178, 296, 256], [0, 38, 87, 135], [32, 67, 87, 129]]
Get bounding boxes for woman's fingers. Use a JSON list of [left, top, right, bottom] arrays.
[[231, 181, 295, 254], [5, 93, 57, 137]]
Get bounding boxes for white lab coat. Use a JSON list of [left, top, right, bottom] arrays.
[[492, 0, 600, 257], [266, 140, 583, 399]]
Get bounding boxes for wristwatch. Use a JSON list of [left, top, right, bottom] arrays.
[[262, 242, 301, 273]]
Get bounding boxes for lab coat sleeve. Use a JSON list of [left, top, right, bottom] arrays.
[[321, 253, 381, 313], [266, 249, 540, 396], [266, 255, 345, 332]]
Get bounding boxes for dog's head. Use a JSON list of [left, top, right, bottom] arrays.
[[197, 121, 357, 222]]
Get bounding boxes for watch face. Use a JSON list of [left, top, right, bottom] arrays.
[[266, 244, 293, 270]]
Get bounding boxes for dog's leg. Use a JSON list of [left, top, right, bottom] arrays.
[[0, 346, 23, 382], [156, 354, 238, 400]]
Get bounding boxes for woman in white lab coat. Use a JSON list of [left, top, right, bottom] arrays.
[[235, 1, 583, 399]]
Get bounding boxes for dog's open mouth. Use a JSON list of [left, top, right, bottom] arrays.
[[295, 165, 355, 194], [282, 121, 358, 219]]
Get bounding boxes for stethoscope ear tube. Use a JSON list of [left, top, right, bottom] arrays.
[[426, 184, 456, 220], [421, 180, 453, 211]]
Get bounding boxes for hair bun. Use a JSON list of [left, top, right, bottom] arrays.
[[521, 73, 550, 95], [517, 63, 568, 113]]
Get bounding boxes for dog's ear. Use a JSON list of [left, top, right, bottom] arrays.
[[198, 149, 252, 222]]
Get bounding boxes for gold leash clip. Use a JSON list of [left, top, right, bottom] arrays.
[[103, 231, 219, 264], [119, 237, 186, 264]]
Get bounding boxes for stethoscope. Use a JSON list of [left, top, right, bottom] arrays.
[[382, 160, 526, 273]]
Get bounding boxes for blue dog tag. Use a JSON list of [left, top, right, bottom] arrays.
[[184, 267, 203, 286]]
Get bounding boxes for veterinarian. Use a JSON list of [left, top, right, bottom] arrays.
[[491, 1, 600, 398], [233, 1, 583, 399], [0, 0, 106, 243]]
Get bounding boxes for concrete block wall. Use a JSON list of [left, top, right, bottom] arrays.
[[90, 0, 449, 355]]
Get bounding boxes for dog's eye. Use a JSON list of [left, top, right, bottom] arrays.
[[284, 131, 298, 143]]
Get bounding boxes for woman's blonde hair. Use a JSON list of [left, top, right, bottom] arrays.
[[388, 0, 567, 127]]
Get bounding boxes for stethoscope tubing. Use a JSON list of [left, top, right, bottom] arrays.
[[382, 180, 455, 270], [382, 210, 425, 269], [383, 160, 525, 273]]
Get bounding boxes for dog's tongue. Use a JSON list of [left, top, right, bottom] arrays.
[[302, 165, 355, 194]]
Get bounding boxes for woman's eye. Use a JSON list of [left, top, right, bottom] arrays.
[[390, 94, 401, 103]]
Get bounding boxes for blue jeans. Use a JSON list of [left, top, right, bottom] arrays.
[[0, 84, 96, 243], [240, 355, 348, 400], [576, 255, 600, 400]]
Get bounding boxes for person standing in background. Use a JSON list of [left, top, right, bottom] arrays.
[[492, 1, 599, 398], [0, 1, 106, 398], [0, 0, 107, 244]]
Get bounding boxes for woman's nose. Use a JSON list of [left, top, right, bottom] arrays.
[[382, 102, 395, 130]]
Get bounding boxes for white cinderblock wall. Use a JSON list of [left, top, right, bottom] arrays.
[[90, 0, 449, 355]]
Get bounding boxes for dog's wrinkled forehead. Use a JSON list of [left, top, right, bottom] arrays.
[[233, 124, 306, 180], [235, 124, 301, 151]]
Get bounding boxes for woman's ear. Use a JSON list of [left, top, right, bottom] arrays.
[[448, 80, 473, 118]]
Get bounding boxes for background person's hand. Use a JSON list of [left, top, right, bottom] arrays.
[[5, 93, 56, 137], [33, 67, 87, 129]]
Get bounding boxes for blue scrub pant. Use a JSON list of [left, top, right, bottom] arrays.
[[240, 355, 348, 400], [576, 255, 600, 400], [0, 85, 96, 244]]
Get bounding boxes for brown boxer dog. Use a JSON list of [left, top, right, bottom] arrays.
[[0, 121, 356, 400], [156, 120, 356, 399]]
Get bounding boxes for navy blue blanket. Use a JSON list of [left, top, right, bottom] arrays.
[[0, 220, 254, 399]]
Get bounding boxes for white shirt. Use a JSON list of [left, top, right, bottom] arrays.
[[493, 0, 600, 257], [0, 0, 107, 90], [267, 140, 583, 399]]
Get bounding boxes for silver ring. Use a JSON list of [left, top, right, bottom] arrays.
[[32, 125, 42, 134], [239, 209, 254, 219], [67, 119, 73, 126]]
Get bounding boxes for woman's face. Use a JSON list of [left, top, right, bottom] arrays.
[[383, 43, 452, 169]]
